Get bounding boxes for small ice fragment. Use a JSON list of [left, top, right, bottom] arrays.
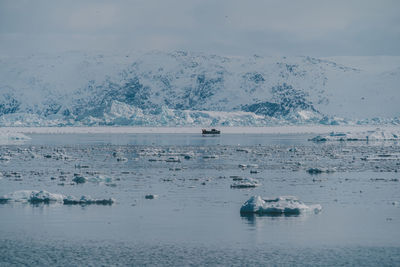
[[240, 196, 322, 215], [0, 133, 31, 145], [63, 195, 115, 205], [203, 155, 218, 159], [88, 175, 113, 183], [231, 176, 243, 181], [72, 174, 87, 184], [307, 168, 323, 174], [231, 178, 260, 188], [0, 155, 11, 161], [236, 148, 250, 153], [165, 157, 180, 163], [307, 168, 335, 174]]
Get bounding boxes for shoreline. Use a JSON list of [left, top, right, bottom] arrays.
[[0, 125, 399, 135]]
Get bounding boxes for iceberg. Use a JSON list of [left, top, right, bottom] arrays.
[[240, 196, 322, 215]]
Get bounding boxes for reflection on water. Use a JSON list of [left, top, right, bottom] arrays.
[[240, 213, 309, 229]]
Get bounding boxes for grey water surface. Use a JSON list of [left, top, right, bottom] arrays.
[[0, 133, 399, 266]]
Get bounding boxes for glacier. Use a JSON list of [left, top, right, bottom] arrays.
[[0, 51, 399, 126]]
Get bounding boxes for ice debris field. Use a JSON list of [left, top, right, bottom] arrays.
[[0, 129, 400, 266], [0, 128, 400, 213]]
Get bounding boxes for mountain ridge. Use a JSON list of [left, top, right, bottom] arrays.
[[0, 51, 399, 126]]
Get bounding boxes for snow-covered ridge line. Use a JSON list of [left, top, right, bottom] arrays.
[[2, 126, 400, 135]]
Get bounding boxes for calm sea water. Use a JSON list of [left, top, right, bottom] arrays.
[[0, 133, 399, 266]]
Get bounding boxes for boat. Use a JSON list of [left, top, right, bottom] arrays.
[[202, 128, 221, 136]]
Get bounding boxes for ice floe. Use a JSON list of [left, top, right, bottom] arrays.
[[231, 178, 260, 188], [0, 190, 115, 205], [307, 168, 336, 174], [310, 129, 400, 142], [240, 196, 322, 215], [0, 132, 31, 145], [0, 190, 64, 203]]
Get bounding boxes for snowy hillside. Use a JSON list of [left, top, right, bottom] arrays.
[[0, 51, 399, 126]]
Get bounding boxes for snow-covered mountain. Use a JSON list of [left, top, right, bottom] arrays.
[[0, 51, 399, 126]]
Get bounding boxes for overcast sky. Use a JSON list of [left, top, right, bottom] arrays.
[[0, 0, 399, 56]]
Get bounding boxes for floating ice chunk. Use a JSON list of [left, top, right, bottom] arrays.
[[0, 190, 64, 204], [63, 195, 115, 205], [0, 133, 31, 145], [309, 129, 400, 142], [236, 148, 251, 153], [88, 175, 113, 183], [0, 155, 11, 161], [72, 175, 87, 184], [231, 178, 260, 188], [230, 175, 243, 181], [240, 196, 322, 215], [307, 168, 335, 174], [203, 155, 218, 159], [0, 190, 115, 205], [165, 157, 180, 163]]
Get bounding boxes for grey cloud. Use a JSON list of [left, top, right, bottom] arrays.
[[0, 0, 399, 56]]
